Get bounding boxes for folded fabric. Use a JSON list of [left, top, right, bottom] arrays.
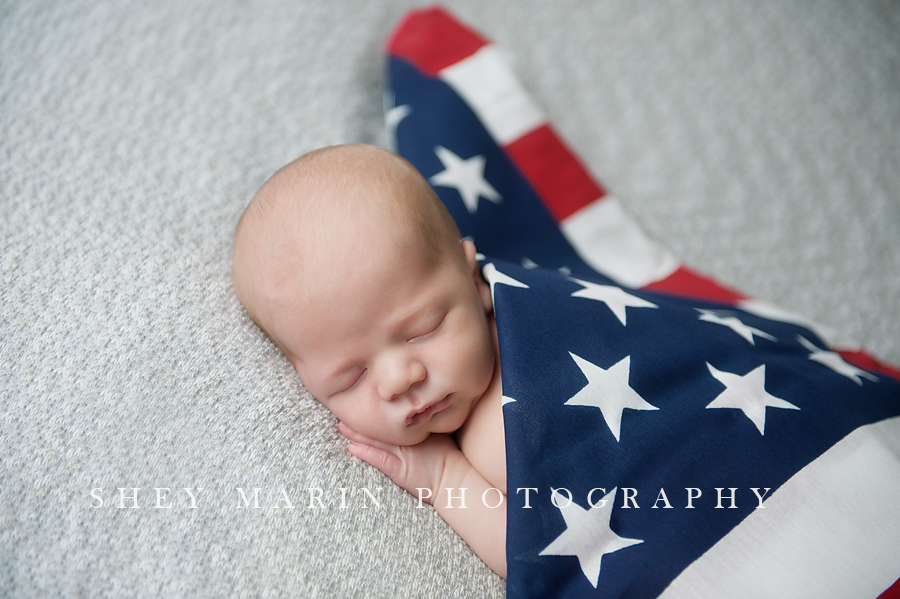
[[386, 7, 900, 598]]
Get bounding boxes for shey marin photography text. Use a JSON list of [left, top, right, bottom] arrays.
[[88, 485, 774, 512]]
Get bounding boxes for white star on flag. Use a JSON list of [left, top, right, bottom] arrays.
[[697, 309, 776, 345], [798, 336, 878, 385], [570, 278, 658, 325], [539, 487, 643, 588], [429, 146, 501, 213], [501, 396, 517, 406], [564, 354, 658, 442], [705, 363, 800, 435], [482, 262, 529, 300]]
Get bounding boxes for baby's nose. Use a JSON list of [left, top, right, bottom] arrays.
[[376, 356, 426, 400]]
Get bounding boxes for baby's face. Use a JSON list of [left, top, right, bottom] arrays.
[[270, 238, 497, 446]]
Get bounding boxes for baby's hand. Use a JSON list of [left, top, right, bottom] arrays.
[[338, 421, 460, 503], [340, 421, 507, 578]]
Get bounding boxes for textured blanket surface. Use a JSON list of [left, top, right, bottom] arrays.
[[2, 1, 899, 597]]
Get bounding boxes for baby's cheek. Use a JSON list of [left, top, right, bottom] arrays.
[[315, 395, 355, 427]]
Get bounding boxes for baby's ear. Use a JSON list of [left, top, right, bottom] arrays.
[[461, 240, 493, 314]]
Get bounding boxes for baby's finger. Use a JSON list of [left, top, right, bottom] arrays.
[[347, 441, 402, 482]]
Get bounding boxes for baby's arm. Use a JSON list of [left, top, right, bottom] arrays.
[[338, 422, 507, 578]]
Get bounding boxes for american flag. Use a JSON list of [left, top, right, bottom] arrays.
[[386, 7, 900, 598]]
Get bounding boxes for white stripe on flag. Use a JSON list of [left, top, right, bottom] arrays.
[[560, 196, 680, 289], [661, 415, 900, 599], [439, 44, 546, 145]]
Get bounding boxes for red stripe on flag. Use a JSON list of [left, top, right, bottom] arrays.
[[837, 350, 900, 384], [504, 124, 607, 222], [385, 6, 488, 76], [879, 577, 900, 599], [643, 266, 746, 303]]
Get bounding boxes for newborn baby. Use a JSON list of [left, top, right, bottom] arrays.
[[232, 144, 507, 577]]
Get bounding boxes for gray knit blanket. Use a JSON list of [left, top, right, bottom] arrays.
[[2, 1, 898, 597]]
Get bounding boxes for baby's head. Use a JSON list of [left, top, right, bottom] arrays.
[[232, 144, 497, 445]]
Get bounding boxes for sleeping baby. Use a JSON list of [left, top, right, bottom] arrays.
[[231, 144, 508, 577]]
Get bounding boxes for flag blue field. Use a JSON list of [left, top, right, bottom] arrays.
[[386, 7, 900, 598]]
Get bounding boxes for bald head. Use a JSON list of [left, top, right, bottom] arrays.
[[232, 144, 463, 345]]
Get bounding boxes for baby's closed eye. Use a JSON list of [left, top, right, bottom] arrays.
[[332, 368, 366, 395], [407, 313, 446, 343]]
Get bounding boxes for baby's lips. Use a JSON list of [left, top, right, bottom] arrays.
[[406, 394, 452, 426]]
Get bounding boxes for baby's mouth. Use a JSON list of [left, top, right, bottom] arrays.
[[406, 395, 452, 426]]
